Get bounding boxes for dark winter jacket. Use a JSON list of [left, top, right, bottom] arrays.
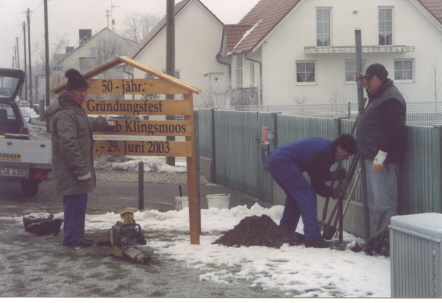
[[47, 92, 108, 196], [356, 79, 407, 163], [268, 137, 336, 197]]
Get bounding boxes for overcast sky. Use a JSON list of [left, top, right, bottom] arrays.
[[0, 0, 260, 68]]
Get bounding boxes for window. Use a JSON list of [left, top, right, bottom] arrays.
[[345, 60, 365, 82], [394, 60, 413, 81], [379, 8, 392, 45], [297, 62, 316, 83], [236, 55, 243, 87], [317, 8, 331, 46], [79, 57, 94, 71], [250, 62, 255, 86]]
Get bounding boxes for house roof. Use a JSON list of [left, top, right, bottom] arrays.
[[55, 27, 135, 65], [228, 0, 300, 54], [226, 0, 442, 55], [224, 25, 253, 51], [126, 0, 223, 59], [419, 0, 442, 24], [51, 56, 201, 94]]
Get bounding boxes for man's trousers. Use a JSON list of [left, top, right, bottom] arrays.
[[62, 193, 88, 245]]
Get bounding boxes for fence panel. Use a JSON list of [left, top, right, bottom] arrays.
[[197, 108, 213, 159], [214, 110, 260, 196], [197, 109, 442, 213], [401, 126, 442, 214], [257, 113, 276, 203], [276, 115, 340, 146]]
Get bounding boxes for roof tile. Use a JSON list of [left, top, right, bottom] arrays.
[[419, 0, 442, 23], [231, 0, 300, 53]]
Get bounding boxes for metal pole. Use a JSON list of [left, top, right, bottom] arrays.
[[44, 0, 49, 126], [165, 0, 176, 166], [194, 110, 201, 233], [23, 22, 27, 102], [16, 37, 20, 69], [355, 28, 370, 240], [27, 8, 33, 108], [211, 108, 217, 183], [138, 161, 144, 210]]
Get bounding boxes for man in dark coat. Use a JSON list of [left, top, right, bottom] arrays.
[[357, 63, 406, 237], [48, 69, 112, 247], [267, 134, 357, 248]]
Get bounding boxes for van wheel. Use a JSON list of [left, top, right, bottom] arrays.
[[21, 180, 40, 196]]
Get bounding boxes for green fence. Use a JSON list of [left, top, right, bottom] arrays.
[[198, 109, 442, 215]]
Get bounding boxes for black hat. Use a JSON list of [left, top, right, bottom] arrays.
[[358, 63, 388, 79], [334, 134, 357, 155], [65, 68, 89, 90]]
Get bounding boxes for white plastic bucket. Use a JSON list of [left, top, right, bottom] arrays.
[[174, 196, 189, 211], [207, 194, 230, 209]]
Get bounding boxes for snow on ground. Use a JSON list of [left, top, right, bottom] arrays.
[[22, 106, 392, 298], [27, 204, 390, 298]]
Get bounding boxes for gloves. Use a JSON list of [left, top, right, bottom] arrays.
[[106, 116, 115, 127], [373, 150, 388, 172], [333, 184, 346, 199], [355, 72, 368, 88], [331, 167, 347, 181], [78, 172, 92, 185]]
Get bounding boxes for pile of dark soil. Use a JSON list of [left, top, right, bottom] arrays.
[[212, 215, 302, 248]]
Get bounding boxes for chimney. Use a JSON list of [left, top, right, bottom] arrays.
[[79, 29, 92, 45], [65, 46, 74, 53]]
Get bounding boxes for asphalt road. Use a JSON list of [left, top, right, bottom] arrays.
[[0, 171, 268, 217], [0, 165, 286, 298]]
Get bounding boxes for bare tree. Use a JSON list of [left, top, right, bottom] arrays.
[[294, 91, 308, 104], [428, 58, 442, 101], [198, 78, 252, 108], [120, 12, 162, 42], [33, 35, 68, 75], [328, 88, 346, 104]]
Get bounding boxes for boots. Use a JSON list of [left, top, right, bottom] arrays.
[[304, 238, 330, 248]]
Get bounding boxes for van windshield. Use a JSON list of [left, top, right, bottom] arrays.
[[0, 76, 20, 99]]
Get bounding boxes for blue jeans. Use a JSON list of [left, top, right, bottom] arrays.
[[267, 158, 322, 241], [365, 159, 399, 236], [62, 193, 88, 245]]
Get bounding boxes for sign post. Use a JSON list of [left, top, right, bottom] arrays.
[[51, 57, 202, 244]]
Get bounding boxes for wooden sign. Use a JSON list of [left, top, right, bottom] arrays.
[[93, 119, 192, 137], [93, 140, 192, 157], [51, 57, 202, 245], [86, 79, 190, 95], [84, 99, 192, 116]]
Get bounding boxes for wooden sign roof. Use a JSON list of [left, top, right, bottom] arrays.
[[51, 56, 202, 95]]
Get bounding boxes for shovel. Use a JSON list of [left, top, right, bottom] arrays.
[[322, 153, 360, 240]]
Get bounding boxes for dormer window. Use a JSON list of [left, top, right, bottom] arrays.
[[317, 8, 331, 47], [379, 8, 393, 45]]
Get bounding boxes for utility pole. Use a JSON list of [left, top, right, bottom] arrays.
[[166, 0, 176, 166], [23, 21, 28, 101], [44, 0, 50, 125], [355, 28, 370, 241], [27, 8, 33, 108], [105, 10, 111, 28], [16, 38, 20, 69], [13, 46, 17, 68]]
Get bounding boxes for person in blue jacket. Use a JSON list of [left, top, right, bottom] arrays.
[[267, 134, 357, 248]]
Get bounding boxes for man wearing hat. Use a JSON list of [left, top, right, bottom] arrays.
[[48, 69, 112, 247], [356, 63, 407, 237]]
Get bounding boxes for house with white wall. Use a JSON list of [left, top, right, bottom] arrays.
[[125, 0, 227, 106], [54, 27, 135, 75], [220, 0, 442, 105]]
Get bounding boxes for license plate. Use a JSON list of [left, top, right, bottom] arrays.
[[0, 168, 26, 178], [0, 153, 21, 161]]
